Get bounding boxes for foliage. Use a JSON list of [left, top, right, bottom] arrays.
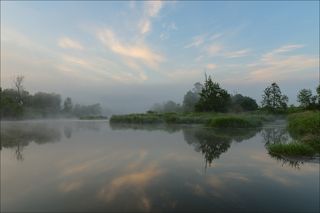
[[73, 103, 102, 117], [287, 111, 320, 136], [183, 82, 203, 112], [150, 100, 182, 113], [297, 89, 317, 109], [0, 77, 103, 119], [195, 75, 231, 112], [261, 82, 288, 112], [231, 94, 258, 112], [63, 97, 73, 113]]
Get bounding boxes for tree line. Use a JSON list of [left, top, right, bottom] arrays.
[[0, 76, 102, 119], [150, 74, 320, 113]]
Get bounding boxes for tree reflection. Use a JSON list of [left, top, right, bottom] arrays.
[[183, 127, 260, 168], [1, 123, 61, 161], [109, 122, 181, 133], [261, 127, 290, 146]]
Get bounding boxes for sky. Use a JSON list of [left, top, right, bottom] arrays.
[[1, 1, 319, 113]]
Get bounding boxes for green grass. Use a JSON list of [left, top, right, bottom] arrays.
[[110, 111, 274, 127], [287, 111, 320, 136], [267, 143, 316, 156]]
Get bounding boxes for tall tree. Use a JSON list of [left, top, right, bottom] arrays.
[[183, 82, 203, 111], [63, 97, 73, 113], [261, 82, 288, 112], [13, 75, 25, 105], [297, 89, 313, 108], [195, 75, 231, 112]]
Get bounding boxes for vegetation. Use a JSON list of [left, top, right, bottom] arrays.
[[183, 82, 203, 112], [287, 111, 320, 136], [195, 75, 231, 112], [230, 94, 258, 112], [261, 82, 288, 113], [110, 111, 274, 128], [0, 76, 104, 120], [297, 88, 318, 110], [267, 111, 320, 157]]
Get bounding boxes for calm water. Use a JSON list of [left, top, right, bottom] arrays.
[[1, 120, 319, 212]]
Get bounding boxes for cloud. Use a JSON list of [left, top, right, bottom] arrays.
[[58, 37, 84, 50], [139, 1, 164, 34], [97, 29, 164, 68], [206, 44, 223, 56], [224, 49, 251, 58], [145, 1, 163, 17], [246, 44, 318, 82], [184, 34, 206, 48], [206, 63, 217, 70]]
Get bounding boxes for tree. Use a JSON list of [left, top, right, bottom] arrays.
[[297, 89, 313, 108], [13, 75, 25, 105], [195, 75, 231, 112], [63, 97, 73, 113], [261, 82, 288, 112], [231, 94, 258, 112], [183, 82, 203, 111], [150, 100, 182, 113]]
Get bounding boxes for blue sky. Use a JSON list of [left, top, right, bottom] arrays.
[[1, 1, 319, 112]]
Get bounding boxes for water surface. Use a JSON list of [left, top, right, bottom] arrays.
[[1, 120, 319, 212]]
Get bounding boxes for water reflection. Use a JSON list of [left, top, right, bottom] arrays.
[[1, 121, 319, 212], [110, 123, 261, 167], [261, 127, 290, 145], [110, 122, 181, 133], [1, 122, 61, 161], [183, 128, 261, 167], [0, 121, 104, 161]]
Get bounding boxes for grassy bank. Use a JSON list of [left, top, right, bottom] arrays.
[[267, 111, 320, 157], [110, 111, 274, 128]]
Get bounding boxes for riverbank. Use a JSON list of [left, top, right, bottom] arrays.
[[267, 111, 320, 157], [110, 111, 277, 128]]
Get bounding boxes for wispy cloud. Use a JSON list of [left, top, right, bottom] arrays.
[[206, 44, 223, 56], [139, 1, 164, 35], [224, 49, 251, 58], [206, 63, 217, 70], [58, 37, 84, 50], [184, 34, 206, 48], [97, 29, 164, 68], [247, 44, 318, 81]]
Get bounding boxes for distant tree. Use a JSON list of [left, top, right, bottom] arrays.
[[0, 88, 24, 118], [297, 89, 313, 109], [151, 100, 182, 113], [13, 75, 25, 105], [31, 92, 61, 116], [183, 82, 203, 111], [231, 94, 258, 112], [261, 82, 288, 112], [195, 75, 231, 112], [317, 84, 320, 105], [63, 97, 73, 113], [72, 103, 102, 117]]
